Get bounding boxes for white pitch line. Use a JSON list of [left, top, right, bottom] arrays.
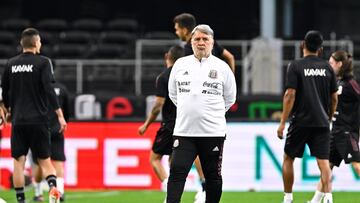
[[65, 191, 122, 199]]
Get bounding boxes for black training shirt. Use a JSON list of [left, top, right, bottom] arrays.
[[184, 40, 224, 57], [285, 55, 337, 127], [1, 52, 59, 125], [155, 67, 176, 129], [49, 82, 70, 134], [332, 77, 360, 133]]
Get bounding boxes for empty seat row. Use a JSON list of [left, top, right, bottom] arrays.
[[0, 18, 140, 33], [0, 30, 176, 47], [0, 43, 176, 59], [0, 44, 132, 59]]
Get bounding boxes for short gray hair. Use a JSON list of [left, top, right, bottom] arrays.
[[191, 24, 214, 37]]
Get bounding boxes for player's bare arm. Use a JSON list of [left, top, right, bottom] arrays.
[[277, 88, 296, 139], [56, 108, 67, 133], [329, 92, 338, 121], [138, 96, 165, 136], [222, 49, 235, 73]]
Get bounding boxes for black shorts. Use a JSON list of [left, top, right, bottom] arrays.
[[152, 125, 173, 155], [11, 124, 51, 159], [330, 130, 360, 167], [284, 125, 330, 159], [32, 131, 66, 163]]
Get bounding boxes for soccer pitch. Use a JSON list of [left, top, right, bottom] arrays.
[[1, 190, 360, 203]]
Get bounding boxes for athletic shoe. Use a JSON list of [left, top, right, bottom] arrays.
[[60, 193, 65, 202], [33, 195, 44, 202], [194, 190, 205, 203], [49, 187, 61, 203]]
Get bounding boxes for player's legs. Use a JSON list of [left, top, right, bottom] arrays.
[[32, 162, 45, 201], [150, 151, 167, 182], [29, 124, 60, 202], [194, 156, 206, 203], [167, 136, 197, 203], [151, 126, 173, 183], [282, 125, 308, 203], [11, 125, 30, 203], [282, 153, 294, 193], [197, 137, 224, 203], [52, 160, 65, 199], [309, 163, 334, 203], [13, 156, 27, 203], [13, 155, 26, 188], [51, 132, 66, 200], [194, 156, 205, 186], [351, 161, 360, 175], [316, 158, 332, 202]]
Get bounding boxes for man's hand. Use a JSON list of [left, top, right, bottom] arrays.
[[58, 116, 67, 133], [138, 124, 147, 136], [277, 122, 285, 139], [0, 107, 6, 125]]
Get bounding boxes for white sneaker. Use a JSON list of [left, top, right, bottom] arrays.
[[194, 190, 206, 203]]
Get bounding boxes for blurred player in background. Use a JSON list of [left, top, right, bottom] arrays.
[[138, 45, 184, 201], [32, 76, 70, 202], [277, 30, 338, 203], [173, 13, 235, 73], [308, 51, 360, 203], [1, 28, 67, 203]]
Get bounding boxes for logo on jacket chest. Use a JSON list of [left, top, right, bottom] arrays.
[[208, 70, 218, 79]]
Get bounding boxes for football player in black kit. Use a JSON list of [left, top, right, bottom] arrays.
[[308, 50, 360, 203], [277, 30, 338, 203], [138, 45, 184, 201], [1, 28, 67, 203], [32, 77, 70, 202]]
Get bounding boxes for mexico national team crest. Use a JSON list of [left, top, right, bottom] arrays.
[[208, 70, 217, 79]]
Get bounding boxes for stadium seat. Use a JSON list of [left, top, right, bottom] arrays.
[[53, 44, 89, 59], [40, 45, 55, 58], [99, 31, 135, 46], [40, 32, 57, 45], [88, 44, 128, 59], [0, 45, 18, 58], [141, 45, 171, 59], [106, 18, 138, 33], [58, 31, 92, 45], [143, 31, 177, 39], [36, 19, 68, 32], [0, 31, 17, 45], [72, 18, 103, 32], [1, 18, 31, 32]]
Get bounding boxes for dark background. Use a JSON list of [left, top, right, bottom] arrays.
[[1, 0, 360, 41]]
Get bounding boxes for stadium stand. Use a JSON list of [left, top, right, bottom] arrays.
[[36, 18, 68, 33], [143, 31, 177, 39], [53, 44, 89, 59], [72, 18, 103, 32], [1, 18, 31, 32], [106, 18, 139, 33], [88, 44, 128, 59], [0, 44, 18, 58], [0, 30, 17, 45]]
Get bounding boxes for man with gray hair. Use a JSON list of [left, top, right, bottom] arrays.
[[167, 24, 236, 203]]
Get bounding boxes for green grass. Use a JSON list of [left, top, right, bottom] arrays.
[[1, 189, 360, 203]]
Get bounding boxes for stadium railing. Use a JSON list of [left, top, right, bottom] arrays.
[[0, 39, 354, 96]]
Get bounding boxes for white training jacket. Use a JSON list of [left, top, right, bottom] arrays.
[[168, 54, 237, 137]]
